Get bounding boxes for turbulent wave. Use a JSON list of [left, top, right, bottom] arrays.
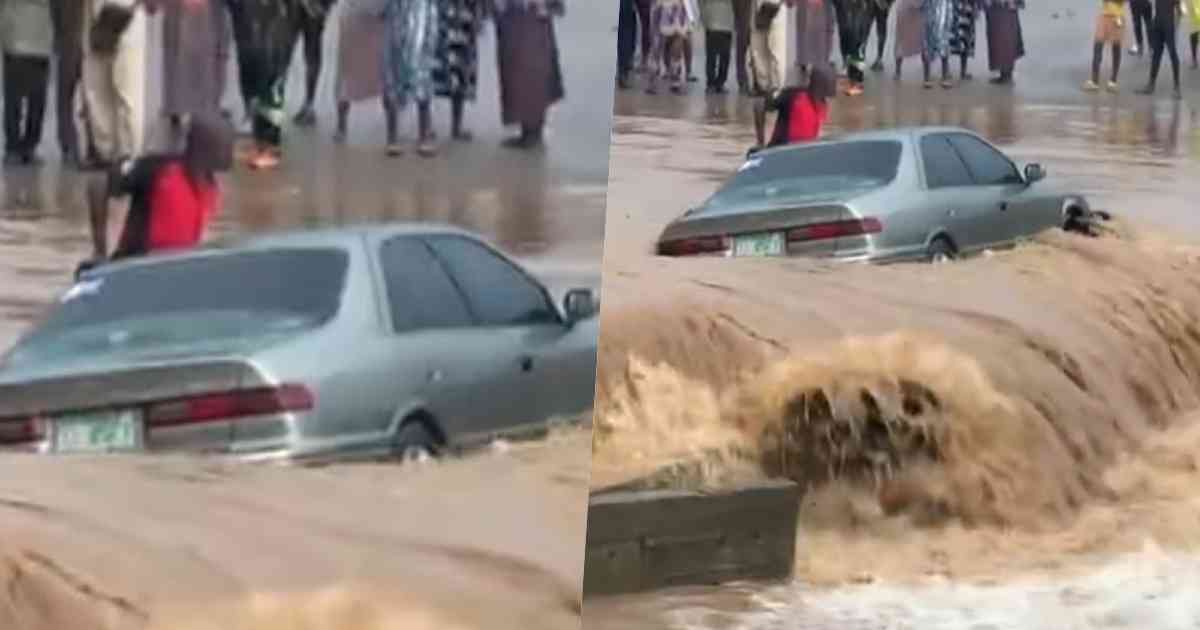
[[592, 220, 1200, 578]]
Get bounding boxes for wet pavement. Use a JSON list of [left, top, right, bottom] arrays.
[[592, 2, 1200, 628]]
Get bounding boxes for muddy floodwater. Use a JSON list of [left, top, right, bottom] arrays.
[[588, 66, 1200, 627]]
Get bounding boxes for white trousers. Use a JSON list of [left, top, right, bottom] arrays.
[[82, 11, 147, 161]]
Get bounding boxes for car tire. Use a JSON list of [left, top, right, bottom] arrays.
[[927, 237, 956, 264], [390, 419, 440, 465]]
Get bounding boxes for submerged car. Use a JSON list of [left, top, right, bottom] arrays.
[[656, 126, 1092, 263], [0, 225, 600, 463]]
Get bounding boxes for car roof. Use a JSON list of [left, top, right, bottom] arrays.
[[89, 222, 481, 276], [751, 125, 979, 160]]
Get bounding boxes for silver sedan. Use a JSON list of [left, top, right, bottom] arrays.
[[656, 126, 1093, 263], [0, 225, 600, 463]]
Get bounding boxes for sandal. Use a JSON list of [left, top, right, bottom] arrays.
[[248, 150, 280, 170], [385, 143, 403, 157], [941, 80, 955, 89], [416, 140, 437, 158]]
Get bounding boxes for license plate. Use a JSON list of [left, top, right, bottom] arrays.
[[733, 232, 785, 257], [52, 410, 143, 454]]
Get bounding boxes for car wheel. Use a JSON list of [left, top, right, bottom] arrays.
[[390, 420, 440, 465], [927, 237, 956, 264]]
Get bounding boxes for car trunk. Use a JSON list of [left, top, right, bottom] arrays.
[[658, 203, 867, 258], [0, 336, 308, 455]]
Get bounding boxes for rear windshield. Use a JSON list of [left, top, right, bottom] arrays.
[[705, 140, 902, 208], [6, 248, 348, 366]]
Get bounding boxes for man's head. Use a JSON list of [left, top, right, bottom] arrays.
[[184, 113, 235, 176]]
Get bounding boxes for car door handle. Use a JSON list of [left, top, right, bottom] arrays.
[[519, 356, 534, 372], [998, 202, 1008, 211]]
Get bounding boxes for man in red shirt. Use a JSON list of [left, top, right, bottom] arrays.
[[749, 65, 835, 155], [79, 114, 232, 278]]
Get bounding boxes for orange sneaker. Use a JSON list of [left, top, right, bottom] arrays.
[[845, 84, 864, 96], [247, 149, 280, 170]]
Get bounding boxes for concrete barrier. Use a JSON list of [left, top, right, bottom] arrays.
[[583, 479, 801, 596]]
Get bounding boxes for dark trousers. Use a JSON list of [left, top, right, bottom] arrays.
[[618, 0, 638, 75], [705, 30, 733, 88], [1148, 17, 1180, 88], [226, 0, 300, 147], [732, 0, 752, 89], [3, 54, 50, 157], [1131, 0, 1153, 49], [49, 0, 84, 159], [634, 0, 652, 63]]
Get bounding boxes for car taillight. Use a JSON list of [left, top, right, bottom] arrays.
[[657, 235, 730, 256], [0, 416, 46, 445], [786, 218, 882, 243], [146, 384, 314, 427]]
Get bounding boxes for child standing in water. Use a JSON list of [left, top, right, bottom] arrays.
[[1085, 0, 1126, 92]]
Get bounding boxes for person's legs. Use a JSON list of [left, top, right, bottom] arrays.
[[732, 0, 752, 92], [1111, 42, 1122, 84], [416, 100, 436, 156], [1142, 21, 1165, 92], [1090, 41, 1104, 86], [451, 95, 469, 139], [618, 0, 637, 84], [1192, 32, 1199, 67], [21, 57, 51, 161], [684, 32, 696, 80], [716, 30, 733, 90], [1130, 0, 1150, 53], [635, 0, 653, 67], [872, 5, 889, 69], [295, 9, 326, 125], [1164, 20, 1181, 93], [384, 96, 401, 154], [3, 54, 22, 160], [335, 100, 350, 142], [705, 29, 719, 88]]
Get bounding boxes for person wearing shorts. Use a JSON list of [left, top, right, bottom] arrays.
[[1086, 0, 1126, 92]]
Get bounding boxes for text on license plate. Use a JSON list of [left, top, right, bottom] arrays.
[[53, 410, 143, 454], [733, 232, 785, 257]]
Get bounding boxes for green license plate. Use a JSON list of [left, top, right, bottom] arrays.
[[52, 410, 143, 454], [733, 232, 785, 257]]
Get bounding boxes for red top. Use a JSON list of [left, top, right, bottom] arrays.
[[146, 162, 220, 252], [786, 92, 827, 143]]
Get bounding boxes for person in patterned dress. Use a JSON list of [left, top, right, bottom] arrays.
[[380, 0, 441, 157], [434, 0, 485, 140], [947, 0, 978, 80], [648, 0, 693, 94], [921, 0, 954, 87]]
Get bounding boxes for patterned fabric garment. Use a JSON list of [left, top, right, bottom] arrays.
[[652, 0, 692, 36], [382, 0, 441, 107], [922, 0, 954, 58], [434, 0, 483, 100], [981, 0, 1022, 8], [948, 0, 977, 56], [489, 0, 564, 17]]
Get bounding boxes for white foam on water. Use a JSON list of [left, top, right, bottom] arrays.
[[664, 548, 1200, 630]]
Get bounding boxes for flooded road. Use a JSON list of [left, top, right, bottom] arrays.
[[590, 3, 1200, 626], [0, 5, 613, 629]]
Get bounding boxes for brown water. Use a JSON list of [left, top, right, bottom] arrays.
[[587, 99, 1200, 627]]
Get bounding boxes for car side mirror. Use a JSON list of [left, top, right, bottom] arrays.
[[563, 288, 598, 325], [1024, 163, 1046, 184]]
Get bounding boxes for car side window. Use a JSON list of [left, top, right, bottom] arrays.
[[424, 235, 560, 327], [947, 134, 1023, 186], [379, 236, 473, 332], [919, 135, 974, 189]]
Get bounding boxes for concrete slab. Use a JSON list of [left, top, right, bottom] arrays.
[[583, 479, 800, 596]]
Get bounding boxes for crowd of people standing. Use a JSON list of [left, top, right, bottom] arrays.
[[617, 0, 1200, 102], [0, 0, 567, 172], [616, 0, 1028, 97]]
